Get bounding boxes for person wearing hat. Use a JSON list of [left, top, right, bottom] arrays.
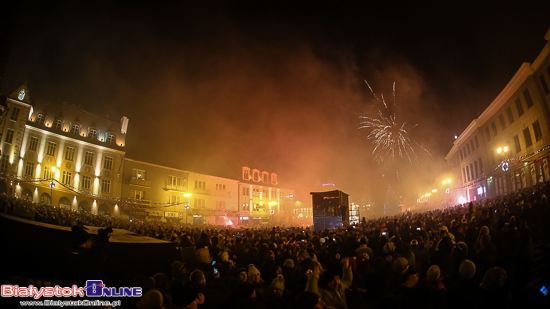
[[305, 258, 353, 309], [258, 275, 292, 309], [248, 264, 267, 295]]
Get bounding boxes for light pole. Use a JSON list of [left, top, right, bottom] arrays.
[[184, 193, 191, 225], [50, 166, 56, 207], [497, 146, 510, 194]]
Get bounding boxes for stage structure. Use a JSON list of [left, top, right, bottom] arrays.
[[310, 190, 349, 230]]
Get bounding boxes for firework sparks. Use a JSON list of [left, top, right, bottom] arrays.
[[359, 80, 430, 165]]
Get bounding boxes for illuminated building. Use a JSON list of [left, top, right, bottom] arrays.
[[446, 27, 550, 201], [349, 203, 359, 224], [310, 190, 349, 230], [239, 166, 295, 226], [0, 86, 296, 225], [0, 85, 127, 214], [121, 159, 239, 224]]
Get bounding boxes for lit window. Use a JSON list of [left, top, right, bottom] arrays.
[[36, 114, 45, 125], [81, 175, 91, 190], [46, 142, 57, 156], [133, 168, 146, 180], [101, 180, 111, 193], [0, 155, 8, 173], [84, 152, 94, 166], [28, 137, 38, 151], [25, 162, 34, 177], [53, 119, 63, 130], [11, 107, 20, 121], [65, 147, 75, 161], [62, 171, 72, 186], [103, 156, 113, 170], [107, 134, 116, 144], [132, 190, 145, 199], [5, 129, 14, 144], [69, 124, 80, 135], [89, 129, 98, 140], [43, 166, 53, 179]]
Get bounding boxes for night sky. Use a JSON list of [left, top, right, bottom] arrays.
[[2, 1, 550, 209]]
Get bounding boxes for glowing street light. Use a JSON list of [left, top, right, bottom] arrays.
[[50, 166, 56, 207]]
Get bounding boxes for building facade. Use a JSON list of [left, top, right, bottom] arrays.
[[120, 158, 239, 225], [238, 166, 295, 226], [0, 85, 128, 215], [446, 28, 550, 202], [0, 85, 296, 226]]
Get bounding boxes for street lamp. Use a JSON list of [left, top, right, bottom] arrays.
[[50, 166, 56, 207], [184, 193, 191, 225], [497, 146, 510, 194]]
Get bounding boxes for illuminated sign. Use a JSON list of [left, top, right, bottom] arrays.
[[18, 89, 25, 100], [286, 194, 293, 198], [241, 217, 249, 220], [165, 212, 183, 218], [193, 215, 202, 218], [502, 162, 509, 172], [270, 210, 275, 214], [322, 183, 335, 186]]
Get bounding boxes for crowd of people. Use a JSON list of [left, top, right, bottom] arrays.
[[2, 182, 550, 308]]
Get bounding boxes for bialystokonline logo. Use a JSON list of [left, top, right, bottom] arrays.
[[1, 280, 142, 299]]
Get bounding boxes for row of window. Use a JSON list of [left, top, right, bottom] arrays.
[[459, 136, 480, 161], [485, 88, 534, 143], [25, 137, 115, 169], [22, 163, 112, 192], [33, 114, 117, 144], [462, 158, 484, 184], [242, 167, 278, 185]]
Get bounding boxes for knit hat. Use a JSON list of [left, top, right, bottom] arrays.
[[136, 289, 163, 309], [235, 267, 247, 275], [171, 261, 185, 277], [269, 275, 285, 291], [426, 265, 441, 281], [392, 257, 409, 273], [248, 264, 261, 279], [72, 226, 90, 246], [459, 259, 476, 279], [283, 259, 295, 268], [295, 291, 321, 309], [481, 267, 507, 291]]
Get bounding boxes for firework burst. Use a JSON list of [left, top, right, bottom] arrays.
[[359, 80, 430, 165]]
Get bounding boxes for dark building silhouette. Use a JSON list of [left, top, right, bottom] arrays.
[[310, 190, 349, 230]]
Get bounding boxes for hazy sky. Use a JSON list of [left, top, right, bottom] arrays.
[[2, 1, 550, 208]]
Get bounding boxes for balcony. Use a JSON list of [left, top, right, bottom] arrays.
[[130, 177, 151, 187], [163, 184, 187, 192], [193, 188, 211, 195]]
